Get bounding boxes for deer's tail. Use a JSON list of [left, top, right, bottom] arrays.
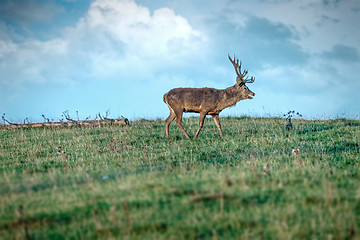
[[163, 93, 168, 104]]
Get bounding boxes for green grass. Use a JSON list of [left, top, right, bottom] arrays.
[[0, 117, 359, 239]]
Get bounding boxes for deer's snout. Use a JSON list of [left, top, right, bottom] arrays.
[[247, 90, 255, 99]]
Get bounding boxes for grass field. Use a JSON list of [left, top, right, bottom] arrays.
[[0, 117, 359, 239]]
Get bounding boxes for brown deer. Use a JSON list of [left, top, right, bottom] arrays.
[[163, 55, 255, 139]]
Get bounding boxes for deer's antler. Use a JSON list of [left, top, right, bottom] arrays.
[[228, 55, 255, 83]]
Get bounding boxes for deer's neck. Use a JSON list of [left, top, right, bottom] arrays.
[[219, 86, 243, 110]]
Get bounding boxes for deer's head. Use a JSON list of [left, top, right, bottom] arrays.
[[228, 55, 255, 100]]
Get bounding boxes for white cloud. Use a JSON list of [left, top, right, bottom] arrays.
[[0, 0, 206, 88], [0, 40, 17, 58], [80, 0, 204, 58], [0, 37, 71, 88]]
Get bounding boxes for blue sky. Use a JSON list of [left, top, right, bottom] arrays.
[[1, 0, 359, 122]]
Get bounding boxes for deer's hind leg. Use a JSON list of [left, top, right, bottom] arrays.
[[165, 106, 176, 138], [174, 108, 190, 139]]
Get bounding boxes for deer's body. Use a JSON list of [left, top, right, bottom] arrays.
[[164, 55, 256, 139], [164, 86, 250, 114]]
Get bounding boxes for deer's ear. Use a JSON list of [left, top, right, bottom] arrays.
[[236, 77, 241, 83]]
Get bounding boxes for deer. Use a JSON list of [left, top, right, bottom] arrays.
[[163, 55, 256, 139]]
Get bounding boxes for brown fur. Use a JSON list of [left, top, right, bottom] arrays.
[[164, 56, 255, 139]]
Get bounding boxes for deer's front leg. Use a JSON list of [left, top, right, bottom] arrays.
[[194, 112, 207, 139], [212, 114, 223, 138]]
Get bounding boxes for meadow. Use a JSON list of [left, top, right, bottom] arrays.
[[0, 117, 359, 239]]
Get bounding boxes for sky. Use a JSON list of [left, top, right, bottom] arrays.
[[0, 0, 359, 122]]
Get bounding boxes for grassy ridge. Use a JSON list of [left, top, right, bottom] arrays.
[[0, 117, 359, 239]]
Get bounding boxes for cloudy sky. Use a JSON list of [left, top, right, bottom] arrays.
[[0, 0, 359, 122]]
